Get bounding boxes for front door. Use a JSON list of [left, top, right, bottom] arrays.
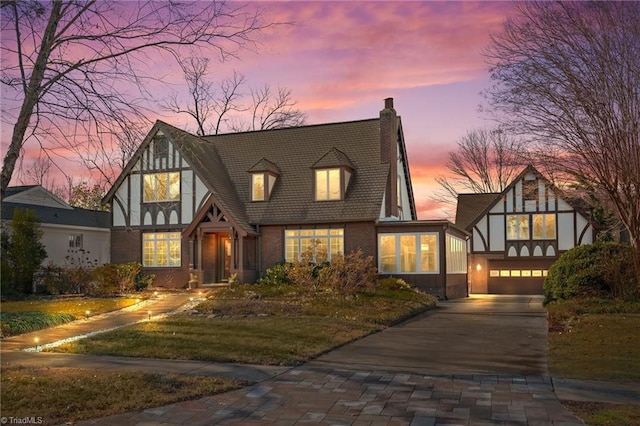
[[202, 232, 231, 283]]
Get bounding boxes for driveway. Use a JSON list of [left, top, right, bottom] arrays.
[[73, 294, 585, 425], [313, 294, 548, 376]]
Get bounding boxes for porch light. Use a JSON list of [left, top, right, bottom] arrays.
[[476, 263, 482, 271]]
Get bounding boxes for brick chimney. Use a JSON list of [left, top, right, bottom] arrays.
[[380, 98, 398, 218]]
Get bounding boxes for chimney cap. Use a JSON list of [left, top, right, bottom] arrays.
[[384, 98, 394, 109]]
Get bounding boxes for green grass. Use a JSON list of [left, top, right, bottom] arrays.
[[0, 296, 142, 337], [54, 316, 380, 365], [547, 298, 640, 426], [562, 401, 640, 426], [52, 284, 437, 365], [0, 365, 245, 426]]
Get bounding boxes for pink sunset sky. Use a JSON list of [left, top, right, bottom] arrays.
[[1, 1, 516, 220]]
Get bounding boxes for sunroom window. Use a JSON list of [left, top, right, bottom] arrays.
[[143, 172, 180, 202], [378, 233, 439, 274]]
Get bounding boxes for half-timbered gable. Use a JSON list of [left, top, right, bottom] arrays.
[[103, 98, 468, 298], [456, 165, 593, 295]]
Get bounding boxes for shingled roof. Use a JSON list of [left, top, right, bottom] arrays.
[[197, 118, 389, 226], [455, 193, 501, 231]]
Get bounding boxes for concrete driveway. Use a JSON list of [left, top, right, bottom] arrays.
[[312, 294, 548, 376]]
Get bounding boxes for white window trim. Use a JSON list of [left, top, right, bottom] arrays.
[[378, 232, 440, 275], [284, 228, 344, 262], [143, 232, 181, 267]]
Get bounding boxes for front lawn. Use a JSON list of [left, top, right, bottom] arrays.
[[52, 282, 437, 365], [0, 296, 142, 337], [546, 298, 640, 426], [0, 365, 245, 426]]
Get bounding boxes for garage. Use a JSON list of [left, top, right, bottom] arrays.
[[487, 260, 554, 295]]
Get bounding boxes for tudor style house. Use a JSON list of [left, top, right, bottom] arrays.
[[455, 165, 594, 295], [103, 98, 470, 299]]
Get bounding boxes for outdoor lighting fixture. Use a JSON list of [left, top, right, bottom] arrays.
[[136, 298, 141, 304], [189, 297, 194, 302], [148, 310, 152, 320], [476, 263, 482, 271], [34, 337, 39, 350], [154, 291, 159, 297], [198, 291, 203, 298], [85, 310, 91, 319]]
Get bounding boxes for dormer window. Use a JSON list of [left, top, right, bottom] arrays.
[[312, 148, 354, 202], [315, 168, 348, 200], [248, 158, 279, 202]]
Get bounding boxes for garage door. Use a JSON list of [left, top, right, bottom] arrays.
[[487, 261, 552, 295]]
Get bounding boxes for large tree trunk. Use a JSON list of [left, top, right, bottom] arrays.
[[0, 0, 63, 199]]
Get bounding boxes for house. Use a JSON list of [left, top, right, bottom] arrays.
[[1, 185, 111, 268], [103, 98, 469, 299], [455, 165, 594, 295]]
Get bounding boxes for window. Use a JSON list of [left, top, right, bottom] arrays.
[[507, 215, 529, 240], [69, 234, 83, 249], [252, 173, 265, 201], [143, 232, 181, 267], [251, 172, 277, 201], [533, 214, 556, 239], [523, 179, 538, 201], [143, 172, 180, 202], [378, 232, 439, 274], [315, 169, 342, 200], [285, 229, 344, 262], [153, 132, 168, 159], [446, 234, 467, 273]]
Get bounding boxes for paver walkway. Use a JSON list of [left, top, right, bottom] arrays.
[[2, 293, 638, 425]]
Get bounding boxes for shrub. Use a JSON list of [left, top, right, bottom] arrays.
[[0, 312, 76, 338], [258, 262, 291, 286], [544, 242, 637, 304], [92, 262, 145, 294], [376, 277, 414, 292], [318, 249, 377, 295], [1, 208, 47, 294]]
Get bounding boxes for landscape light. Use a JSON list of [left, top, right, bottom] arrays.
[[85, 310, 91, 319], [148, 310, 152, 320]]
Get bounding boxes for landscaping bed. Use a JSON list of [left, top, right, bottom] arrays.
[[0, 296, 142, 337]]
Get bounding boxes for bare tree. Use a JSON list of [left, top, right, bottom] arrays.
[[1, 0, 271, 198], [166, 58, 306, 135], [247, 85, 307, 131], [164, 61, 246, 136], [433, 127, 526, 206], [484, 1, 640, 286]]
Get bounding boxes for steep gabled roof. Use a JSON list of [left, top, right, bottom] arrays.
[[312, 147, 355, 169], [455, 164, 592, 231], [455, 193, 501, 230], [200, 118, 390, 225]]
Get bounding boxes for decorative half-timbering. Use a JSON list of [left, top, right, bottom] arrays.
[[456, 165, 593, 295], [103, 99, 467, 299]]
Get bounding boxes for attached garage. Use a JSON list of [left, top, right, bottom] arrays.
[[486, 260, 554, 295]]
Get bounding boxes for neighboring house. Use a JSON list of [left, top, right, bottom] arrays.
[[1, 185, 111, 268], [455, 165, 594, 295], [103, 98, 469, 299]]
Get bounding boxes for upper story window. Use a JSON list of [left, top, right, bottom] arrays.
[[248, 158, 279, 202], [533, 214, 556, 239], [153, 131, 168, 159], [143, 172, 180, 202], [507, 214, 529, 240], [315, 168, 343, 201], [312, 148, 354, 202]]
